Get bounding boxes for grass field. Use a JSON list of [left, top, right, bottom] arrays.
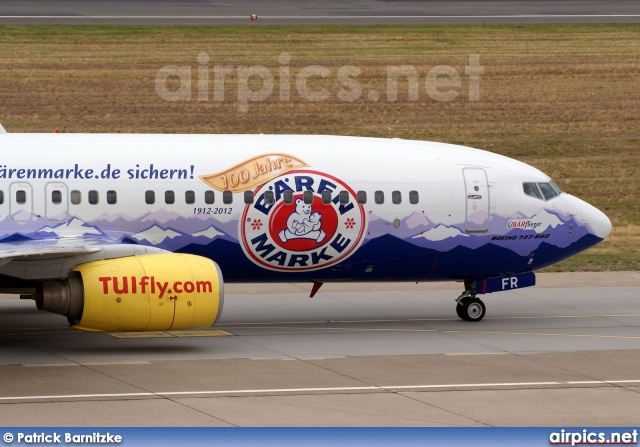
[[0, 25, 638, 271]]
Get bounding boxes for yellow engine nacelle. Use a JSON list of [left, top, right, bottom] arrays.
[[38, 254, 224, 333]]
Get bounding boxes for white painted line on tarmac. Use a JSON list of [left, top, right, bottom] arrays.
[[1, 379, 639, 402], [380, 380, 640, 390], [218, 313, 640, 326], [224, 324, 640, 340]]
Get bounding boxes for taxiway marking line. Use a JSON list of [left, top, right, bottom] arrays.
[[218, 314, 640, 326], [227, 325, 640, 340], [1, 314, 639, 338], [1, 313, 638, 336], [3, 326, 640, 340], [1, 379, 639, 402], [440, 329, 640, 340]]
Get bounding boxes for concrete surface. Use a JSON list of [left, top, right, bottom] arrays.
[[1, 0, 639, 25], [0, 273, 639, 426]]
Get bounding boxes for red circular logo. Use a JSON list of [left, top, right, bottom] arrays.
[[240, 170, 366, 271], [269, 194, 339, 252]]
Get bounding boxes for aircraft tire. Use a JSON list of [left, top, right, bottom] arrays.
[[455, 302, 466, 319], [458, 297, 486, 322]]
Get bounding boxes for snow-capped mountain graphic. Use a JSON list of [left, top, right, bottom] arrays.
[[525, 209, 563, 233], [10, 210, 33, 222], [140, 209, 184, 225], [206, 218, 240, 241], [408, 224, 476, 252], [0, 205, 596, 261], [413, 225, 469, 242], [192, 226, 225, 239], [487, 211, 590, 256], [128, 222, 229, 251], [37, 218, 104, 238], [376, 208, 591, 257], [18, 217, 106, 241], [366, 212, 435, 240], [88, 211, 239, 245], [132, 225, 181, 244]]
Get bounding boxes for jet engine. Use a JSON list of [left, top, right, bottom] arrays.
[[34, 253, 224, 332]]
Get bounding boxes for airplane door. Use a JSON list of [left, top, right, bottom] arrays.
[[45, 182, 69, 221], [9, 182, 33, 222], [463, 168, 490, 233]]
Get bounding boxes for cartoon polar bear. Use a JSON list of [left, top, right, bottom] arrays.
[[304, 212, 322, 232], [279, 199, 326, 243]]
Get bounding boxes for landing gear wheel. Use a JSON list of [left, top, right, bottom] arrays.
[[455, 301, 466, 319], [457, 297, 486, 322]]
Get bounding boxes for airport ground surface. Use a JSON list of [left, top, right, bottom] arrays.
[[1, 272, 639, 426], [0, 0, 639, 25]]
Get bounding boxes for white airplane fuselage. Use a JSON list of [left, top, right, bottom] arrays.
[[0, 133, 612, 330]]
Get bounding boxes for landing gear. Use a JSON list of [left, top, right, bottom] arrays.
[[455, 279, 486, 322]]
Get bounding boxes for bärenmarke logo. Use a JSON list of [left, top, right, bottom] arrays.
[[240, 170, 366, 271]]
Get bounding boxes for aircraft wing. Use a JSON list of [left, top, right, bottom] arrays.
[[0, 238, 167, 279], [0, 238, 103, 261]]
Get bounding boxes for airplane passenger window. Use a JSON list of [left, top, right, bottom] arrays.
[[70, 190, 81, 205], [16, 190, 26, 204], [51, 190, 62, 204], [409, 190, 419, 204], [523, 183, 543, 200], [165, 190, 175, 204], [185, 190, 195, 204], [537, 183, 558, 201], [322, 190, 332, 205], [283, 190, 293, 205], [244, 191, 254, 204], [264, 190, 274, 205], [339, 191, 349, 205], [0, 191, 4, 205], [88, 190, 99, 205], [204, 191, 214, 204], [357, 191, 367, 204], [375, 191, 384, 204], [392, 191, 402, 204], [223, 190, 233, 204], [145, 190, 155, 205], [303, 190, 313, 204], [107, 191, 117, 205]]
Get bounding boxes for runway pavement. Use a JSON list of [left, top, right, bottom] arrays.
[[0, 0, 639, 25], [1, 273, 639, 426]]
